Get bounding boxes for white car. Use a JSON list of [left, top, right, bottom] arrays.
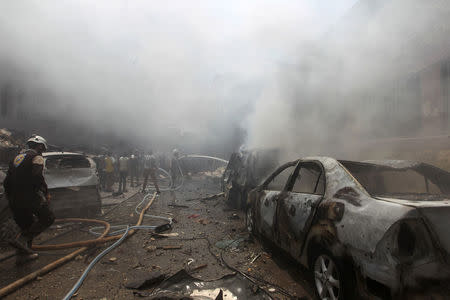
[[43, 152, 101, 217], [246, 157, 450, 299]]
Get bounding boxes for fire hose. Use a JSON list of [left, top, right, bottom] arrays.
[[0, 192, 159, 298], [0, 154, 228, 298]]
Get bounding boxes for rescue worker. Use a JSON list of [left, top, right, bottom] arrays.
[[141, 150, 160, 194], [3, 135, 55, 264], [168, 149, 182, 204], [117, 153, 129, 193], [104, 153, 115, 192], [129, 153, 139, 187]]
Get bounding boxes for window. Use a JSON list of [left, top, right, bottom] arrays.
[[46, 155, 91, 169], [341, 161, 450, 199], [266, 165, 295, 191], [292, 163, 324, 195]]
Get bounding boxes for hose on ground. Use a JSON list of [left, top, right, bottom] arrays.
[[0, 217, 111, 298], [63, 192, 164, 299], [0, 192, 158, 298], [30, 193, 171, 250], [88, 191, 172, 237], [63, 225, 155, 300]]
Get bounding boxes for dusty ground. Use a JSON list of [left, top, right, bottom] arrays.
[[0, 177, 315, 300]]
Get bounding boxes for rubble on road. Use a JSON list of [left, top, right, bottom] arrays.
[[125, 271, 165, 290], [147, 269, 271, 299], [0, 128, 25, 167]]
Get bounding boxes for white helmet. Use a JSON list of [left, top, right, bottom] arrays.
[[27, 135, 48, 150], [239, 145, 248, 155]]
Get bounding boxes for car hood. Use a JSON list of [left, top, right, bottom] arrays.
[[378, 197, 450, 255], [44, 168, 98, 189]]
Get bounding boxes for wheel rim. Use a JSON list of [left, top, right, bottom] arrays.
[[246, 208, 253, 232], [314, 254, 341, 300]]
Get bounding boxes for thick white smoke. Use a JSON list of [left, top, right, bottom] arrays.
[[246, 0, 450, 161], [0, 0, 357, 155]]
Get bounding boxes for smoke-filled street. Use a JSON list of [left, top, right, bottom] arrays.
[[3, 1, 450, 299]]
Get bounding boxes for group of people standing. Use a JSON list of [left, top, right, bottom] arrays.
[[94, 149, 182, 195]]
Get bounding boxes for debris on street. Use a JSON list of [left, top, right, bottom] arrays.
[[148, 269, 272, 299], [125, 271, 165, 290]]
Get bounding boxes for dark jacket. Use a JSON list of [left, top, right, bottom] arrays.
[[4, 149, 48, 208]]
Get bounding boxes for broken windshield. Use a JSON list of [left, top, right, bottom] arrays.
[[45, 155, 91, 170], [340, 161, 450, 200]]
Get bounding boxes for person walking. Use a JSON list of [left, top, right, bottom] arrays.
[[104, 153, 115, 192], [3, 135, 55, 265], [141, 150, 160, 194], [170, 149, 181, 189], [129, 153, 139, 187], [118, 154, 129, 193]]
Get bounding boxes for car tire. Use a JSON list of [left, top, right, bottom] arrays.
[[311, 248, 355, 300]]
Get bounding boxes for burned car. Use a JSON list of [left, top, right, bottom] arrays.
[[223, 148, 279, 209], [44, 152, 101, 217], [246, 157, 450, 299]]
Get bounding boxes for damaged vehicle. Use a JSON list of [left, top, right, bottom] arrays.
[[223, 148, 279, 209], [246, 157, 450, 299], [44, 152, 101, 217]]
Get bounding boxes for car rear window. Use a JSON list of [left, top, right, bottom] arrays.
[[46, 155, 91, 169], [341, 161, 450, 200]]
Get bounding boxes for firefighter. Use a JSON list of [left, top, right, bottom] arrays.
[[3, 135, 55, 264]]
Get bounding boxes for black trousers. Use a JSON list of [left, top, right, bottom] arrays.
[[10, 196, 55, 240]]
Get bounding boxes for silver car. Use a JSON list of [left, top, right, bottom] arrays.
[[44, 152, 101, 217], [246, 157, 450, 299]]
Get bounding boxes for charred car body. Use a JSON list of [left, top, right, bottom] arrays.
[[223, 148, 279, 209], [246, 157, 450, 299], [43, 152, 101, 217]]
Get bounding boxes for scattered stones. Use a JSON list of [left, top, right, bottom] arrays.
[[146, 245, 157, 252]]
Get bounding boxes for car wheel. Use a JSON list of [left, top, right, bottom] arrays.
[[245, 206, 254, 234], [312, 250, 353, 300]]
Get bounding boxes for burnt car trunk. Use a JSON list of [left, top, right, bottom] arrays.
[[44, 153, 101, 218], [49, 185, 101, 217]]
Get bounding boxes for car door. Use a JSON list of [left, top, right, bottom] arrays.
[[257, 162, 297, 240], [275, 161, 325, 258]]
